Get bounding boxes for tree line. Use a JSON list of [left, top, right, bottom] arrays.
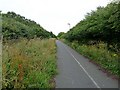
[[59, 1, 120, 52], [1, 11, 56, 40]]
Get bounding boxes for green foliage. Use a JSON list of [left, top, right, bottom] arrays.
[[57, 32, 65, 38], [64, 40, 119, 76], [2, 38, 57, 88], [61, 0, 120, 77], [64, 1, 120, 52], [2, 12, 56, 40]]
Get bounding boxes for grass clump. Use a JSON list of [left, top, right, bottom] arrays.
[[2, 38, 57, 88]]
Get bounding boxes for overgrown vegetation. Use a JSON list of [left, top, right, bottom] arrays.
[[0, 11, 57, 88], [63, 40, 119, 76], [64, 1, 120, 52], [59, 0, 120, 77], [2, 38, 57, 88], [1, 12, 56, 40]]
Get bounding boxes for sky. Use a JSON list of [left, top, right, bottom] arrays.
[[0, 0, 110, 35]]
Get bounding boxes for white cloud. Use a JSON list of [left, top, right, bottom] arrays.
[[0, 0, 110, 35]]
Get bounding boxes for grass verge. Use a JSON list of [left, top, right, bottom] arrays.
[[62, 39, 119, 77], [2, 38, 57, 88]]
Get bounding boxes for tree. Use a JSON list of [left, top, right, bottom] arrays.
[[2, 11, 56, 40], [57, 32, 65, 38], [64, 1, 120, 52]]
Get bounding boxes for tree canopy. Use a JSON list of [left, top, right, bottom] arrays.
[[64, 1, 120, 52], [1, 12, 56, 40]]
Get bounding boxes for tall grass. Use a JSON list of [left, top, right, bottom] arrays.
[[2, 38, 57, 88], [63, 39, 119, 77], [0, 40, 2, 89]]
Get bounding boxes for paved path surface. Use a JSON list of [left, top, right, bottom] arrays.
[[55, 40, 118, 88]]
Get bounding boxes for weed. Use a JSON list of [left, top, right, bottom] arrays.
[[63, 39, 119, 77], [2, 38, 57, 88]]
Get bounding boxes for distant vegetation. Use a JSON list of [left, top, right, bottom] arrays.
[[1, 11, 56, 40], [57, 32, 65, 39], [59, 1, 120, 76]]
